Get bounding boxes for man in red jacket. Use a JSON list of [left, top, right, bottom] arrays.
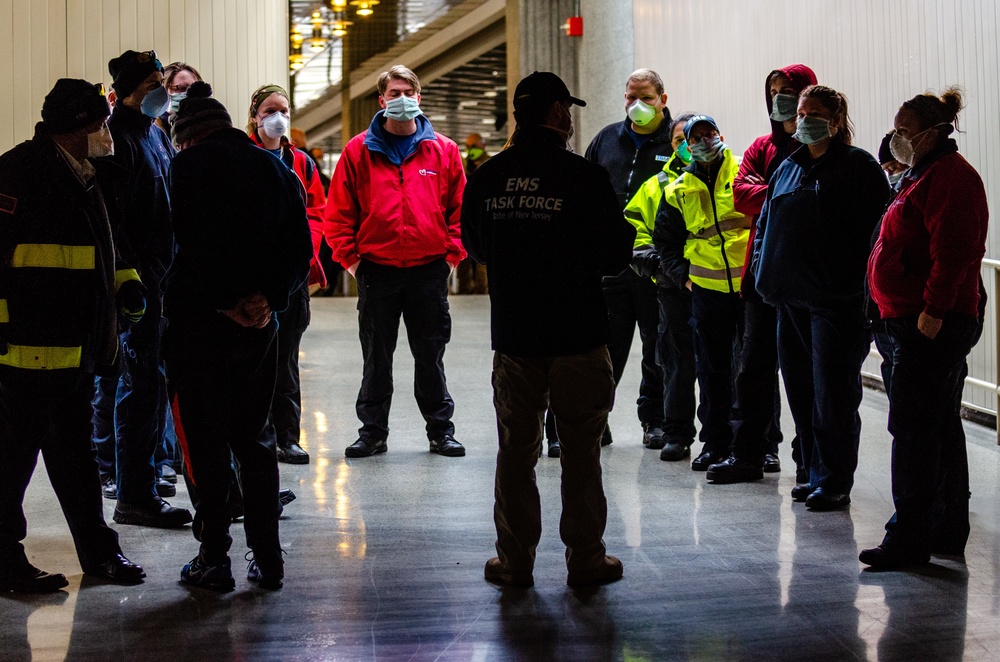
[[325, 65, 467, 458]]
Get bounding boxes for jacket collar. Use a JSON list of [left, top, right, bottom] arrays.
[[906, 138, 959, 180], [111, 102, 154, 128], [364, 110, 437, 162]]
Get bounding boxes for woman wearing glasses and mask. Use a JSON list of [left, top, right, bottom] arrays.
[[246, 84, 328, 466], [861, 87, 988, 569], [751, 85, 891, 512]]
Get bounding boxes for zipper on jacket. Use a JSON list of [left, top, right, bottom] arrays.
[[707, 169, 735, 294]]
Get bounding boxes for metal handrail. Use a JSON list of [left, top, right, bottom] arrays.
[[861, 258, 1000, 445]]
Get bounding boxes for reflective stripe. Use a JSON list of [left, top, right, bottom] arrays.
[[10, 244, 95, 269], [0, 299, 7, 323], [688, 217, 752, 240], [656, 171, 671, 188], [689, 264, 743, 282], [115, 267, 141, 290], [0, 344, 82, 369]]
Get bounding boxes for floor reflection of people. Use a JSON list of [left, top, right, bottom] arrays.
[[1, 590, 69, 662], [784, 507, 865, 658], [862, 564, 968, 661]]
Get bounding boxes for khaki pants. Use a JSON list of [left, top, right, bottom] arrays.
[[491, 347, 615, 575]]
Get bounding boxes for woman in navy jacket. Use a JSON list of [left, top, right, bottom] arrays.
[[751, 85, 890, 511]]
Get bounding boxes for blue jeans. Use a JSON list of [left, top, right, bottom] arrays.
[[776, 303, 869, 494], [876, 314, 981, 556]]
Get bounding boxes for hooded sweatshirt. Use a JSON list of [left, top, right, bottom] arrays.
[[733, 64, 817, 290]]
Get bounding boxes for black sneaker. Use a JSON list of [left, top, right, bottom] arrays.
[[101, 476, 118, 500], [642, 425, 666, 450], [181, 555, 235, 592], [114, 496, 193, 528], [246, 551, 284, 590]]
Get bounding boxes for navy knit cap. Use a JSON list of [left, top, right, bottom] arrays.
[[108, 49, 163, 100], [41, 79, 111, 133], [171, 81, 232, 147], [683, 115, 720, 142]]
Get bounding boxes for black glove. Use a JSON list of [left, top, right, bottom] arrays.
[[630, 246, 660, 278], [116, 280, 147, 323], [654, 263, 676, 289]]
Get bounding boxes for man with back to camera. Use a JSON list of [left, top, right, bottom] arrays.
[[0, 79, 147, 592], [462, 71, 634, 587], [584, 68, 673, 450], [325, 65, 468, 459]]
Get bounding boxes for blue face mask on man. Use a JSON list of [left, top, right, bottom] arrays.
[[384, 95, 422, 122], [140, 85, 170, 119]]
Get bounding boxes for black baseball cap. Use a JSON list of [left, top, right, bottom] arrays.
[[683, 114, 720, 142], [513, 71, 586, 111]]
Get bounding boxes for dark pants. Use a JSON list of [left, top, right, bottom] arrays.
[[115, 294, 166, 503], [776, 303, 869, 494], [876, 314, 981, 556], [261, 285, 311, 449], [603, 270, 664, 429], [0, 368, 121, 573], [491, 347, 614, 575], [656, 285, 697, 446], [164, 311, 281, 564], [690, 285, 743, 454], [730, 287, 788, 462], [355, 259, 455, 441], [92, 372, 118, 480]]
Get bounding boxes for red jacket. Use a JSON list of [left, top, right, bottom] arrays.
[[324, 113, 467, 269], [869, 147, 988, 319], [251, 134, 328, 287], [734, 64, 817, 284]]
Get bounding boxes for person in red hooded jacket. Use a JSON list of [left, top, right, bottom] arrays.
[[706, 64, 817, 485], [247, 83, 327, 465]]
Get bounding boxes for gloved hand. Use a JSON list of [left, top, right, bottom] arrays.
[[655, 263, 675, 289], [630, 246, 660, 278], [117, 280, 147, 323]]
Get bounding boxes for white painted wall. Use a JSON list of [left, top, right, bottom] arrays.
[[0, 0, 288, 153], [633, 0, 1000, 414]]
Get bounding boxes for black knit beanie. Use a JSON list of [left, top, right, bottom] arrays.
[[171, 81, 232, 147], [108, 50, 163, 100], [41, 78, 111, 133]]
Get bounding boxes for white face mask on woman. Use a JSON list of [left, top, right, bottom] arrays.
[[260, 112, 290, 140], [889, 123, 949, 166]]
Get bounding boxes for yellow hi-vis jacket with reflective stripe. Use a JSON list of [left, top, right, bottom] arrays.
[[661, 149, 749, 293], [624, 152, 688, 249]]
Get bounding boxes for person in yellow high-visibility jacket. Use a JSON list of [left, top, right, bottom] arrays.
[[624, 113, 700, 462], [653, 115, 750, 471]]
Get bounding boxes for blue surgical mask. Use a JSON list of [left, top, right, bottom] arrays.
[[168, 91, 187, 114], [140, 85, 170, 119], [675, 140, 692, 163], [690, 136, 725, 163], [770, 93, 798, 122], [793, 115, 831, 145], [384, 95, 422, 122]]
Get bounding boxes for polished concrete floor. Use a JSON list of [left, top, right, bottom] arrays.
[[6, 296, 1000, 661]]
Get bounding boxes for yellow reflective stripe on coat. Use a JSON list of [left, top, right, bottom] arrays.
[[689, 265, 744, 283], [115, 268, 141, 290], [0, 299, 7, 323], [688, 216, 752, 240], [10, 244, 95, 269], [0, 344, 82, 369]]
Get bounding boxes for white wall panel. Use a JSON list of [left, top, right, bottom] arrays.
[[634, 0, 1000, 413], [0, 0, 288, 153]]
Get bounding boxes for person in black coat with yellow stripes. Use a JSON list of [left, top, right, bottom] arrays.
[[0, 79, 146, 592]]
